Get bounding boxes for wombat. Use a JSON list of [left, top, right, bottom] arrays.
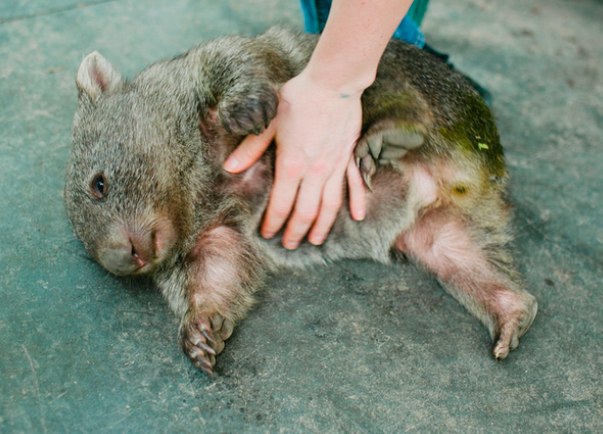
[[65, 27, 537, 374]]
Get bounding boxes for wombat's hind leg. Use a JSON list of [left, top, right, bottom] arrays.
[[396, 207, 537, 359]]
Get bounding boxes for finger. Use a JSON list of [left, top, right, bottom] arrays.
[[281, 175, 326, 249], [223, 120, 276, 173], [307, 170, 345, 246], [346, 158, 367, 221], [260, 159, 304, 239]]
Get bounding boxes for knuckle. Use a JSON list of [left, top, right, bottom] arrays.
[[310, 161, 331, 177], [323, 198, 342, 214], [280, 158, 305, 178], [323, 185, 344, 206], [295, 210, 316, 225], [272, 207, 290, 220]]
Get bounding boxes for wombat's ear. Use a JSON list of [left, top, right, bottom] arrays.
[[76, 51, 122, 102]]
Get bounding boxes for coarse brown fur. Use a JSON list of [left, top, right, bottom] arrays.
[[64, 27, 537, 374]]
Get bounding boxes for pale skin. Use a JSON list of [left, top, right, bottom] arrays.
[[224, 0, 414, 249]]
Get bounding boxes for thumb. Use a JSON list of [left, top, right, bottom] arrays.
[[224, 120, 276, 173]]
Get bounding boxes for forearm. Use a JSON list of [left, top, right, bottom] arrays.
[[304, 0, 413, 95]]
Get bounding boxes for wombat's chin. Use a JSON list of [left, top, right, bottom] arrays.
[[109, 261, 155, 277]]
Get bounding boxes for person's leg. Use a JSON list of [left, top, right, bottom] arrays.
[[300, 0, 425, 48]]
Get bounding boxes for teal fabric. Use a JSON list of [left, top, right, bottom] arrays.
[[408, 0, 429, 25]]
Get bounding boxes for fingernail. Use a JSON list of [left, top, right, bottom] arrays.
[[354, 209, 366, 221], [309, 235, 324, 245], [262, 230, 274, 239], [283, 240, 298, 250], [223, 157, 239, 172]]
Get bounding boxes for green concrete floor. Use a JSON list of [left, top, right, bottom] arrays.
[[1, 0, 602, 432]]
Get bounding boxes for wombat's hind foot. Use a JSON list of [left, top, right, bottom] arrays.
[[492, 293, 537, 360], [355, 121, 425, 188], [180, 310, 234, 374]]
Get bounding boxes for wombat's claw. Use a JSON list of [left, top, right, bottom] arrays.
[[218, 86, 278, 136], [493, 325, 520, 360], [492, 296, 538, 360], [181, 312, 235, 374], [359, 155, 377, 190]]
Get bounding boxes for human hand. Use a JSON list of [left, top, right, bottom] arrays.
[[224, 69, 367, 249]]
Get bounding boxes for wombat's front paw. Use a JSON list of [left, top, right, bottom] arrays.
[[217, 83, 278, 136], [355, 121, 425, 188], [492, 293, 538, 360], [180, 311, 235, 374]]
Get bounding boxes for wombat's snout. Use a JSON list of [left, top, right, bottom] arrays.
[[129, 231, 154, 269], [97, 219, 177, 276]]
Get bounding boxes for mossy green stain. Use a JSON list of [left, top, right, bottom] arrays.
[[439, 92, 506, 177], [361, 86, 505, 177]]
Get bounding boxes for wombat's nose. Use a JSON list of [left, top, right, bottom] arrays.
[[129, 232, 154, 269]]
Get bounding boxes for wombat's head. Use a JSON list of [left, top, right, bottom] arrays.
[[65, 52, 198, 276]]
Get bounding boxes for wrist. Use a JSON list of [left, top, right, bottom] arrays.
[[301, 60, 375, 99]]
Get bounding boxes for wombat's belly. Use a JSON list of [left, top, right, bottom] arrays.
[[251, 159, 442, 269]]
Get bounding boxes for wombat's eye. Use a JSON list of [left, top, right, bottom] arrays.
[[90, 173, 109, 199]]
